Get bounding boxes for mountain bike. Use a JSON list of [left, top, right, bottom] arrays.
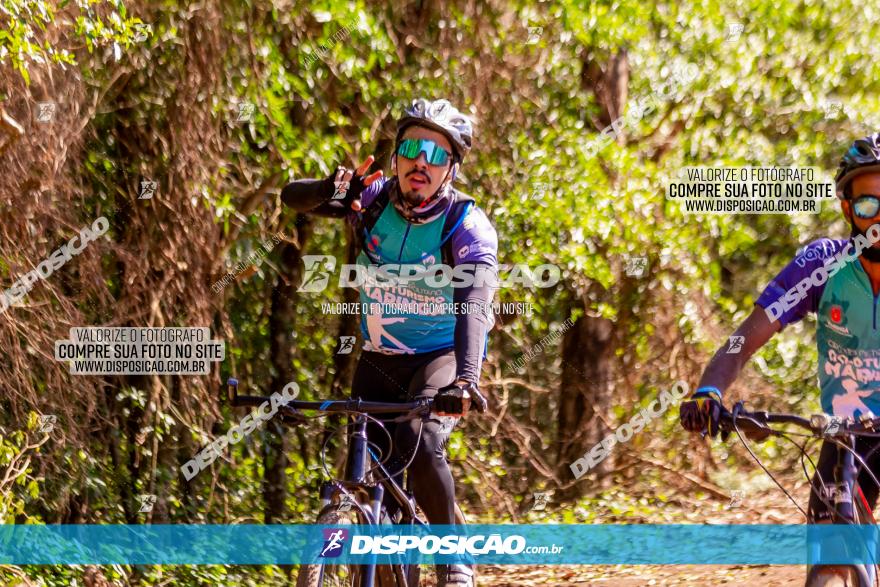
[[226, 377, 472, 587], [719, 401, 880, 587]]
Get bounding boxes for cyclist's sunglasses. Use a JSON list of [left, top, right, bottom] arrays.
[[851, 194, 880, 219], [396, 138, 452, 166]]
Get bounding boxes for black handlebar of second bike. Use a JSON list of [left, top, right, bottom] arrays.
[[719, 401, 880, 438]]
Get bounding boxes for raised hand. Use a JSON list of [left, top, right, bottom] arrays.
[[333, 155, 383, 211]]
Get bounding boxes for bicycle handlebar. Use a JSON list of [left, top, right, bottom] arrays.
[[225, 378, 431, 423], [719, 401, 880, 438]]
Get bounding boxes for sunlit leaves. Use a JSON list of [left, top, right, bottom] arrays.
[[2, 0, 141, 83]]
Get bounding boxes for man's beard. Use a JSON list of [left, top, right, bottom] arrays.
[[389, 176, 453, 224], [401, 169, 434, 205], [401, 187, 426, 206], [850, 218, 880, 262]]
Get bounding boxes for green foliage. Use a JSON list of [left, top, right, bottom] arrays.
[[1, 0, 141, 84], [7, 0, 880, 583]]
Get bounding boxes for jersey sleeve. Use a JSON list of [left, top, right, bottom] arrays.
[[755, 238, 848, 328], [450, 205, 498, 266]]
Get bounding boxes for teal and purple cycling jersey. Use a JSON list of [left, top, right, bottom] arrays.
[[757, 238, 880, 417], [346, 177, 498, 355]]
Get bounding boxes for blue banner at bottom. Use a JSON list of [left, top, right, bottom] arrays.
[[1, 524, 880, 565]]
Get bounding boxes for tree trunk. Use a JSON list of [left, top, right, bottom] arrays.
[[582, 48, 629, 132], [263, 215, 312, 523], [331, 225, 361, 399], [553, 47, 631, 501], [555, 314, 615, 498]]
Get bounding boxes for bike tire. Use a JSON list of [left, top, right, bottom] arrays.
[[374, 507, 416, 587], [296, 506, 361, 587], [295, 504, 415, 587], [404, 563, 420, 587], [807, 571, 855, 587]]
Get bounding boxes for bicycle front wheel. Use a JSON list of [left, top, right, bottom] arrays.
[[296, 506, 361, 587], [806, 485, 879, 587]]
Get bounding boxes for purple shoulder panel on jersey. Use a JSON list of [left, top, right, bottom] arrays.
[[450, 205, 498, 267], [755, 238, 849, 327]]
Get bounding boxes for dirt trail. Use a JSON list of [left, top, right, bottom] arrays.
[[479, 564, 805, 585], [472, 483, 814, 586]]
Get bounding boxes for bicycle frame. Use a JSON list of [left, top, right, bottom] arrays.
[[721, 404, 879, 587], [807, 434, 876, 586], [311, 414, 431, 587], [832, 435, 859, 524], [227, 378, 429, 587], [320, 412, 428, 521]]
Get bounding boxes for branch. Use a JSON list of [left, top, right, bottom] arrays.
[[627, 451, 730, 500], [0, 108, 24, 156], [223, 171, 285, 252]]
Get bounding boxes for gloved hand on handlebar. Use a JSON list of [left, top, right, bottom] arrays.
[[680, 387, 726, 438], [434, 379, 487, 417]]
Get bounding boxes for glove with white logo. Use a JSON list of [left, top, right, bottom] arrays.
[[325, 156, 383, 211], [326, 166, 368, 210]]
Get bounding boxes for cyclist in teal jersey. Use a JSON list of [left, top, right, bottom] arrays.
[[681, 134, 880, 536], [282, 99, 497, 587]]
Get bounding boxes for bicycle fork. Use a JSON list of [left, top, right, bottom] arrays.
[[833, 436, 858, 522], [341, 415, 387, 587], [820, 435, 876, 587]]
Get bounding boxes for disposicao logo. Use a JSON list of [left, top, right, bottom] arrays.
[[320, 528, 349, 558]]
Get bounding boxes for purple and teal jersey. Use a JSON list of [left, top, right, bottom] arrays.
[[757, 238, 880, 417], [346, 177, 498, 354]]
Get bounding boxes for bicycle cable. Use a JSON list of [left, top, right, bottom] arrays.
[[747, 422, 880, 526], [797, 437, 833, 519], [817, 437, 880, 567], [852, 436, 880, 497], [730, 407, 810, 519], [319, 411, 395, 480], [826, 436, 880, 502], [364, 418, 427, 485], [316, 407, 433, 485]]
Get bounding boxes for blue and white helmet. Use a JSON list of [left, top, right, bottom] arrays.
[[396, 98, 473, 162]]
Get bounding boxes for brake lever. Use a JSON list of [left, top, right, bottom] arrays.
[[391, 399, 431, 423], [723, 401, 751, 441], [729, 401, 778, 441]]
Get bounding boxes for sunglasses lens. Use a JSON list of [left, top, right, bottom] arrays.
[[397, 139, 421, 159], [854, 196, 880, 218], [426, 143, 449, 165], [396, 139, 450, 165]]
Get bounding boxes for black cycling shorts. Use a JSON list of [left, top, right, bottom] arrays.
[[350, 347, 460, 524]]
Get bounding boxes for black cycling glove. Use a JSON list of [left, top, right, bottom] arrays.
[[680, 389, 725, 438], [434, 381, 488, 417], [326, 167, 368, 210]]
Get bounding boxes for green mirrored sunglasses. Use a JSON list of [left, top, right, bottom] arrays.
[[396, 138, 452, 166]]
